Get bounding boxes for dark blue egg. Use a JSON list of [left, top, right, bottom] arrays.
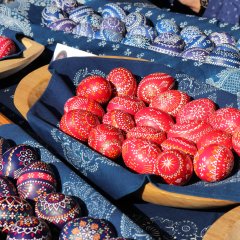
[[102, 3, 126, 21], [1, 144, 40, 179], [6, 216, 51, 240], [59, 217, 117, 240], [80, 13, 103, 31], [122, 34, 151, 49], [208, 32, 236, 46], [124, 12, 146, 32], [127, 25, 157, 42], [52, 0, 79, 14], [185, 35, 214, 52], [0, 176, 17, 197], [48, 18, 77, 33], [68, 5, 94, 23], [155, 19, 180, 35], [95, 29, 124, 43], [180, 26, 203, 44], [181, 47, 209, 62], [101, 17, 126, 35], [72, 22, 95, 38]]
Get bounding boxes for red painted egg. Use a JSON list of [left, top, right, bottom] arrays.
[[168, 120, 213, 143], [76, 75, 112, 104], [106, 67, 137, 97], [102, 109, 135, 133], [194, 144, 234, 182], [137, 72, 175, 104], [161, 137, 197, 157], [126, 126, 166, 145], [135, 107, 174, 132], [208, 107, 240, 135], [197, 129, 232, 150], [59, 109, 100, 142], [149, 90, 190, 117], [232, 127, 240, 156], [176, 98, 216, 124], [88, 124, 125, 159], [0, 36, 16, 59], [155, 150, 193, 185], [64, 96, 105, 120], [107, 96, 146, 115], [122, 138, 162, 174]]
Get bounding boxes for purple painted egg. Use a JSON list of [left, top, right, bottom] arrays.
[[95, 29, 124, 43], [59, 217, 117, 240], [122, 34, 151, 49], [124, 12, 146, 32], [17, 161, 57, 202], [72, 22, 95, 38], [102, 3, 126, 21], [0, 196, 33, 233], [41, 6, 67, 27], [52, 0, 78, 13], [0, 176, 17, 197], [127, 25, 157, 42], [69, 5, 94, 23], [155, 19, 180, 35], [6, 216, 51, 240], [1, 144, 40, 179], [208, 32, 236, 46], [80, 13, 103, 31], [181, 47, 209, 62], [101, 17, 126, 35], [48, 18, 77, 33], [185, 35, 214, 52], [35, 193, 82, 229]]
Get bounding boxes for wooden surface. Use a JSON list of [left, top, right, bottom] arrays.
[[0, 37, 44, 79], [13, 62, 238, 209], [0, 113, 12, 125]]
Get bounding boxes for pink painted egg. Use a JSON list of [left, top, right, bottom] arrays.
[[197, 129, 232, 150], [102, 109, 135, 133], [134, 107, 174, 132], [59, 109, 100, 142], [88, 124, 125, 159], [176, 98, 216, 124], [232, 127, 240, 156], [0, 36, 16, 59], [161, 137, 197, 157], [76, 75, 112, 104], [126, 126, 166, 145], [17, 161, 57, 201], [208, 107, 240, 135], [0, 196, 33, 233], [137, 72, 175, 104], [107, 95, 146, 115], [122, 138, 162, 174], [194, 144, 234, 182], [168, 120, 213, 143], [106, 67, 137, 97], [149, 90, 190, 117], [155, 150, 193, 185], [64, 96, 105, 120], [35, 193, 82, 229]]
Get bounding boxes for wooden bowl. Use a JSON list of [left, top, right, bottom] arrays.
[[14, 63, 238, 209], [0, 37, 44, 79]]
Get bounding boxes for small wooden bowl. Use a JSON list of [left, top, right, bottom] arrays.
[[14, 63, 238, 209], [0, 37, 44, 79]]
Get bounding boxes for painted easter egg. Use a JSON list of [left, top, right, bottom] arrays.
[[41, 6, 66, 27], [155, 149, 193, 185], [102, 3, 126, 21], [88, 124, 125, 159], [137, 72, 175, 104], [124, 12, 146, 32], [52, 0, 78, 13], [194, 144, 234, 182], [35, 193, 82, 229], [0, 176, 17, 197], [0, 36, 16, 59], [122, 138, 162, 174], [6, 216, 52, 240], [59, 109, 100, 142], [107, 96, 146, 115], [48, 18, 77, 33], [106, 67, 137, 97], [101, 17, 126, 35], [155, 19, 180, 35], [69, 5, 94, 23], [135, 107, 174, 132], [149, 90, 190, 117], [76, 75, 112, 104], [17, 161, 57, 201], [1, 144, 40, 179]]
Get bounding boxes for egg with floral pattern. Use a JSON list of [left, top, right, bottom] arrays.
[[48, 19, 77, 33], [124, 12, 146, 32], [122, 138, 162, 174], [35, 193, 82, 229], [102, 3, 126, 21], [0, 196, 33, 233], [6, 216, 52, 240], [106, 67, 137, 97], [17, 161, 57, 202], [76, 75, 112, 104], [69, 5, 94, 23], [88, 124, 125, 160], [0, 176, 17, 197], [0, 36, 16, 59], [60, 109, 100, 142], [137, 72, 175, 104], [52, 0, 78, 13], [194, 144, 234, 182], [59, 217, 117, 240], [1, 144, 40, 179], [155, 149, 193, 185]]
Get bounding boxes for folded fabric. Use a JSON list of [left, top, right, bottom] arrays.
[[27, 57, 240, 202]]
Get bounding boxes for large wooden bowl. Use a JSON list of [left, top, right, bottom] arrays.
[[14, 63, 238, 209], [0, 37, 44, 79]]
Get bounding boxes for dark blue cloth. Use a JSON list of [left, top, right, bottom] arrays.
[[27, 57, 240, 202]]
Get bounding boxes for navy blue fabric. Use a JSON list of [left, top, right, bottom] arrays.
[[27, 57, 240, 202]]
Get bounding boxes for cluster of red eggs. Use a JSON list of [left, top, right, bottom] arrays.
[[59, 67, 240, 186]]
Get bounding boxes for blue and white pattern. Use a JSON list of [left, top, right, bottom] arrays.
[[41, 6, 66, 27], [181, 48, 209, 62], [102, 3, 127, 21], [68, 5, 94, 23], [208, 31, 237, 46], [155, 18, 180, 35]]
